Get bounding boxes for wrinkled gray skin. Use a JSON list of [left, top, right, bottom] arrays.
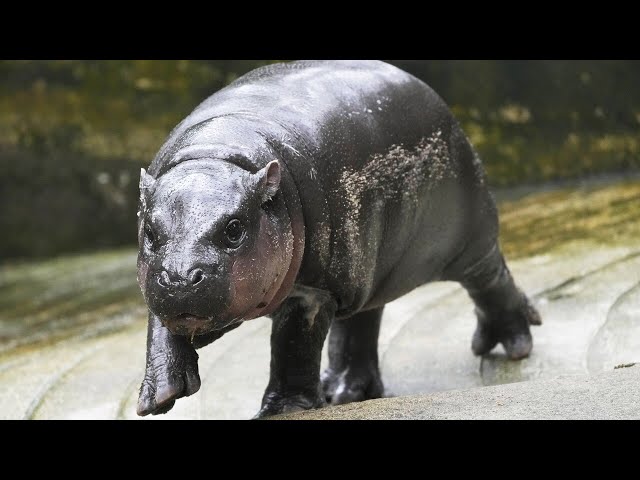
[[136, 60, 541, 417]]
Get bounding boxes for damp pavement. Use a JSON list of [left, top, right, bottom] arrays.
[[1, 178, 639, 420]]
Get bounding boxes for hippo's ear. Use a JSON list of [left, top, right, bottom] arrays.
[[138, 168, 156, 216], [139, 168, 156, 192], [254, 160, 281, 203]]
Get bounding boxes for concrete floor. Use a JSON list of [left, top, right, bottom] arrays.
[[276, 364, 640, 420]]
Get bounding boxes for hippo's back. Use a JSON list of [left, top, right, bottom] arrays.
[[151, 61, 448, 168]]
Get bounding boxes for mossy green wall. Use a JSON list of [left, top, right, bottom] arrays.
[[2, 60, 638, 258]]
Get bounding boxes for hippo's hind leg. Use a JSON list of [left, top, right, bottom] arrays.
[[255, 290, 335, 418], [321, 307, 384, 405], [457, 243, 542, 360]]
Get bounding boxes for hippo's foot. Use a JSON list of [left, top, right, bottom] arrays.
[[321, 364, 384, 405], [137, 346, 201, 416], [254, 391, 325, 418], [472, 296, 542, 360]]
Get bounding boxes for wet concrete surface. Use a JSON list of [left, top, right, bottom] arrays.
[[1, 179, 639, 419]]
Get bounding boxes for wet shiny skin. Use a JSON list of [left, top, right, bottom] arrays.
[[138, 160, 294, 331], [136, 60, 540, 417]]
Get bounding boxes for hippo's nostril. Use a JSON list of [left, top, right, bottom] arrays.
[[158, 271, 171, 288], [188, 268, 205, 286]]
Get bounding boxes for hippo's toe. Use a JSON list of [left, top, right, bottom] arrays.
[[321, 364, 384, 406], [471, 296, 541, 360], [137, 356, 201, 416]]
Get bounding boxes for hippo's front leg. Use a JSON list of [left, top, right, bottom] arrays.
[[256, 290, 336, 418], [137, 312, 201, 416]]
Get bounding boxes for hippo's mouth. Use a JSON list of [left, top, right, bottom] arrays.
[[162, 313, 216, 337], [175, 313, 209, 323]]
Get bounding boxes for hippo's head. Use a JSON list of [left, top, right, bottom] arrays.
[[136, 159, 295, 338]]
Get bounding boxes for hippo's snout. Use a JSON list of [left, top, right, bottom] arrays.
[[188, 268, 204, 285], [157, 267, 206, 289], [144, 260, 231, 336]]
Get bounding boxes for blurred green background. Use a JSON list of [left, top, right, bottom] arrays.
[[2, 60, 639, 259]]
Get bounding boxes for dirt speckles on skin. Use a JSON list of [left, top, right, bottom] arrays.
[[281, 227, 295, 264], [329, 130, 453, 285], [337, 130, 452, 247], [311, 222, 332, 270]]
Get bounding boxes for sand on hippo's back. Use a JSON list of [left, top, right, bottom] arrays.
[[334, 130, 453, 278]]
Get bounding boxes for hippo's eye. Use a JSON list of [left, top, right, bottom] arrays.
[[224, 219, 246, 248], [144, 223, 156, 249]]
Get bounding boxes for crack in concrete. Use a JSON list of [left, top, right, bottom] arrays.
[[587, 281, 640, 374], [534, 250, 640, 301]]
